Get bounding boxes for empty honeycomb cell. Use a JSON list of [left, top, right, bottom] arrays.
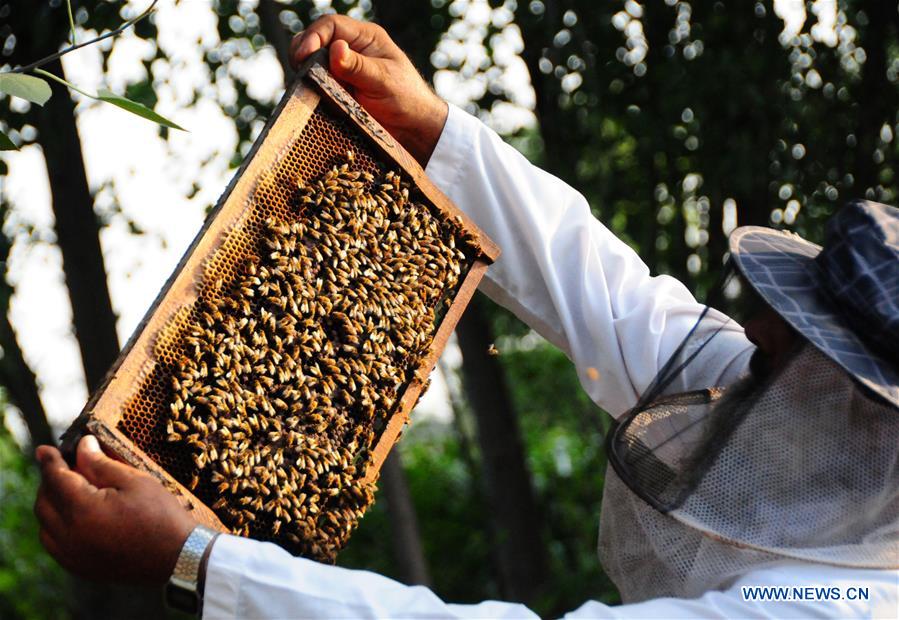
[[114, 103, 476, 560]]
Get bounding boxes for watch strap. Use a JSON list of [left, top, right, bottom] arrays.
[[165, 525, 219, 615]]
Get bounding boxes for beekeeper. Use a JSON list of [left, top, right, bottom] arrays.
[[34, 14, 898, 619]]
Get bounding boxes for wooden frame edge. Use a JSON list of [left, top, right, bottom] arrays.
[[364, 259, 489, 482]]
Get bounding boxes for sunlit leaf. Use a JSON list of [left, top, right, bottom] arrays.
[[0, 130, 17, 151], [97, 89, 186, 131], [31, 70, 185, 132], [0, 73, 52, 106]]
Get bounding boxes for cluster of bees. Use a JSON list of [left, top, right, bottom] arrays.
[[163, 153, 469, 561]]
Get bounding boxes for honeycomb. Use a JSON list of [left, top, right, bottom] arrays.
[[115, 102, 473, 559]]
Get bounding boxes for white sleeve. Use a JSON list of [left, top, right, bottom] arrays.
[[202, 534, 540, 619], [425, 105, 752, 417], [204, 536, 897, 619]]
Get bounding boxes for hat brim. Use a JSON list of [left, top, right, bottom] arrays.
[[730, 226, 898, 408]]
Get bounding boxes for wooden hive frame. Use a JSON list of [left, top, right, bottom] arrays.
[[61, 50, 499, 541]]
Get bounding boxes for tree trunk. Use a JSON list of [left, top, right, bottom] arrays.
[[455, 295, 547, 604], [516, 0, 565, 178], [258, 0, 294, 83], [0, 303, 54, 448], [371, 1, 443, 83], [852, 0, 893, 197], [439, 357, 505, 594], [34, 59, 121, 392], [380, 452, 432, 586], [0, 220, 53, 448]]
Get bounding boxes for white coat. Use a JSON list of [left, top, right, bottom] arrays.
[[203, 104, 899, 619]]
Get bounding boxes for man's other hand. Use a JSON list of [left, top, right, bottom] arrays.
[[290, 14, 448, 166], [34, 435, 198, 584]]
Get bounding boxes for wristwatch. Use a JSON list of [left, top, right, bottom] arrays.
[[165, 525, 219, 615]]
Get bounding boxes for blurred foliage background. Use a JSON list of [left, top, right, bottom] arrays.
[[1, 0, 898, 618]]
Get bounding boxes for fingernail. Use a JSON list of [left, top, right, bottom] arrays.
[[81, 435, 101, 454], [298, 37, 312, 57], [337, 47, 351, 68]]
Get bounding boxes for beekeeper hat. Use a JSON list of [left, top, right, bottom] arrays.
[[729, 199, 898, 408]]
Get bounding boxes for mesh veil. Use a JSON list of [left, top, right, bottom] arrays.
[[600, 268, 899, 601]]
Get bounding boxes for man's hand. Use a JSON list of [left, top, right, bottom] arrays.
[[290, 15, 448, 166], [34, 435, 198, 584]]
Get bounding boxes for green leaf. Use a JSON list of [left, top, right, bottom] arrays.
[[0, 130, 17, 151], [96, 89, 186, 131], [32, 70, 186, 132], [125, 78, 158, 110], [0, 73, 52, 106]]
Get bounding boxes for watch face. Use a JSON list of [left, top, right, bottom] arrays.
[[165, 582, 199, 615]]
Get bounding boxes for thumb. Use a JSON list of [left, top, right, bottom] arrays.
[[329, 40, 384, 93], [76, 435, 135, 490]]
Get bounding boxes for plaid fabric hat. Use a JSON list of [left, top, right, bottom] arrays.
[[730, 199, 898, 408]]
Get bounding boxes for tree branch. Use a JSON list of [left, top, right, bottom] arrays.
[[4, 0, 158, 75]]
